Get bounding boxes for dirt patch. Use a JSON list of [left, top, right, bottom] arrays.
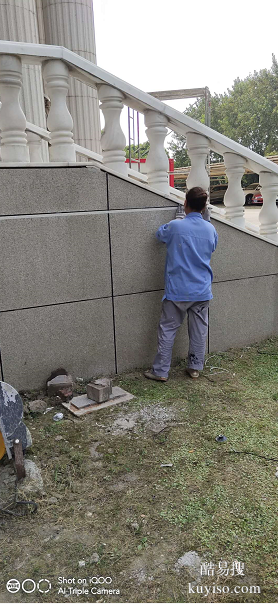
[[109, 472, 140, 492], [174, 550, 203, 578], [125, 540, 178, 585], [110, 403, 176, 436], [89, 441, 103, 459]]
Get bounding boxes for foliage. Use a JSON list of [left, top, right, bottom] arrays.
[[124, 141, 150, 159], [169, 54, 278, 170]]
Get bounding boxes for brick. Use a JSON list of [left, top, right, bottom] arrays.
[[47, 374, 73, 401], [87, 378, 112, 403]]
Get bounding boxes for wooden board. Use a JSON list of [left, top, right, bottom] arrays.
[[62, 387, 134, 417]]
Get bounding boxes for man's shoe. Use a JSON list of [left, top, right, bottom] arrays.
[[186, 368, 200, 379], [144, 370, 168, 382]]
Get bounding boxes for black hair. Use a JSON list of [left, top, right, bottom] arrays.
[[186, 187, 207, 212]]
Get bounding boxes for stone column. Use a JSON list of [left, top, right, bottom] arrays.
[[98, 85, 127, 175], [0, 55, 29, 162], [27, 131, 43, 162], [223, 152, 246, 226], [43, 59, 76, 162], [144, 110, 169, 193], [258, 172, 278, 241], [41, 0, 101, 154], [0, 0, 48, 160], [186, 132, 210, 192]]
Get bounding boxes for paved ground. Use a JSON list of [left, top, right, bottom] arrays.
[[244, 206, 261, 226], [216, 204, 261, 227]]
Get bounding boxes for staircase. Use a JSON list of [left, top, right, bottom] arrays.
[[0, 41, 277, 389]]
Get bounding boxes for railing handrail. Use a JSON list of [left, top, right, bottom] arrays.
[[26, 121, 50, 141], [25, 121, 103, 163], [24, 121, 183, 197], [0, 39, 278, 177]]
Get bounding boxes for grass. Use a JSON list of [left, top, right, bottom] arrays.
[[0, 338, 278, 603]]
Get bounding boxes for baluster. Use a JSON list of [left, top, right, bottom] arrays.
[[144, 110, 169, 193], [223, 152, 246, 226], [43, 60, 75, 162], [186, 132, 209, 191], [258, 172, 278, 241], [27, 131, 43, 163], [0, 55, 29, 162], [98, 85, 127, 175]]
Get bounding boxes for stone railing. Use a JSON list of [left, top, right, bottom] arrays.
[[0, 41, 278, 242]]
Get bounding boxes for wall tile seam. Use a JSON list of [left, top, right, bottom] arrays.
[[113, 289, 165, 299], [0, 294, 114, 314], [106, 172, 179, 204], [106, 171, 118, 373], [213, 273, 278, 284], [0, 207, 177, 220], [0, 164, 173, 198], [0, 288, 166, 314], [112, 275, 277, 299], [1, 272, 276, 315], [211, 218, 278, 247], [0, 165, 97, 169], [0, 165, 178, 205]]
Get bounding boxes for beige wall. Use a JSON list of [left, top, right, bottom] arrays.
[[0, 167, 277, 389]]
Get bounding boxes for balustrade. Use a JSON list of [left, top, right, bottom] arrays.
[[98, 84, 127, 175], [0, 42, 278, 243], [258, 172, 278, 241], [223, 152, 246, 226], [144, 110, 169, 193], [0, 55, 29, 162], [27, 130, 44, 163], [186, 132, 210, 192], [43, 60, 75, 162]]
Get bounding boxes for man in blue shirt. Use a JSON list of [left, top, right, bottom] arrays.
[[144, 187, 218, 382]]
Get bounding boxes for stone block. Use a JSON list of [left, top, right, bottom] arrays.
[[47, 374, 73, 401], [28, 399, 48, 414], [87, 378, 113, 402], [0, 298, 115, 390], [209, 275, 278, 352], [114, 291, 190, 373], [72, 398, 92, 410], [17, 459, 44, 496], [109, 209, 176, 296], [211, 219, 278, 282], [108, 173, 177, 209], [0, 166, 107, 215], [0, 213, 111, 311]]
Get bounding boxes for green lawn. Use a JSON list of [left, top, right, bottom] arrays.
[[0, 338, 278, 603]]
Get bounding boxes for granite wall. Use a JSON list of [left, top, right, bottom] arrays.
[[0, 165, 277, 389]]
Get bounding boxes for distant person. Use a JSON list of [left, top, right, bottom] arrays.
[[144, 187, 218, 382]]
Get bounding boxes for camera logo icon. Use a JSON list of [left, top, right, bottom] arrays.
[[6, 578, 51, 594], [38, 579, 51, 593], [6, 579, 20, 594]]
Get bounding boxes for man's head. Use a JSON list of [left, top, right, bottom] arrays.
[[185, 187, 207, 213]]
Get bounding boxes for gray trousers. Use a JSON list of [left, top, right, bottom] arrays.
[[152, 299, 209, 378]]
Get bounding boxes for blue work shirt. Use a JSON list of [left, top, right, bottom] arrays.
[[156, 213, 218, 301]]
